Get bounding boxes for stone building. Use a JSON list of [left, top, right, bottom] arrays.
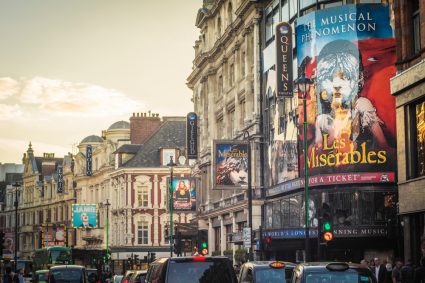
[[391, 0, 425, 264], [187, 0, 264, 260]]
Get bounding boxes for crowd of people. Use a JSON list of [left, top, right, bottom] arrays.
[[360, 257, 425, 283], [2, 267, 25, 283]]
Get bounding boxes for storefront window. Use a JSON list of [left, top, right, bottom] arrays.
[[272, 200, 282, 228], [416, 101, 425, 177]]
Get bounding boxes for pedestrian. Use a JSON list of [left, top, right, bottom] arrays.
[[2, 267, 13, 283], [12, 268, 24, 283], [413, 258, 425, 283], [393, 259, 403, 283], [402, 259, 415, 283], [385, 263, 393, 283], [374, 257, 387, 283], [361, 259, 370, 270]]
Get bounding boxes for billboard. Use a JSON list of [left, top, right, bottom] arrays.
[[276, 22, 293, 97], [296, 4, 396, 183], [170, 177, 196, 211], [2, 232, 15, 258], [213, 140, 249, 190], [42, 226, 66, 247], [72, 204, 97, 228], [186, 112, 198, 159]]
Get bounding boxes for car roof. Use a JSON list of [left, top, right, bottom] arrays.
[[36, 270, 49, 274], [49, 265, 85, 270]]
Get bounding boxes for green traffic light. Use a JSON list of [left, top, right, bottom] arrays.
[[202, 242, 207, 249], [323, 222, 331, 231]]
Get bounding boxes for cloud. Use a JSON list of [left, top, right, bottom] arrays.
[[0, 77, 19, 100], [0, 104, 23, 121], [0, 76, 145, 118]]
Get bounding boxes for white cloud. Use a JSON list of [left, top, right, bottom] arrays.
[[0, 77, 19, 100], [0, 104, 23, 121], [0, 76, 145, 118]]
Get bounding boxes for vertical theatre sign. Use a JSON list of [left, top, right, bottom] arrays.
[[276, 22, 293, 97], [296, 4, 397, 184], [186, 112, 198, 159], [213, 140, 249, 190], [86, 144, 92, 176], [57, 165, 63, 193]]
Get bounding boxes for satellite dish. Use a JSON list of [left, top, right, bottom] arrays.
[[178, 156, 187, 165]]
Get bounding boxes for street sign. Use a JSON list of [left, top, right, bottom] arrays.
[[243, 227, 251, 249]]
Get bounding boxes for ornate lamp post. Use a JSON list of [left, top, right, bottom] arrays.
[[295, 62, 313, 262], [167, 156, 177, 257], [104, 199, 111, 263]]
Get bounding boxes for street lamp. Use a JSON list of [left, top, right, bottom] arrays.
[[167, 156, 177, 257], [12, 182, 20, 271], [294, 58, 313, 262], [104, 199, 111, 263], [242, 131, 253, 261]]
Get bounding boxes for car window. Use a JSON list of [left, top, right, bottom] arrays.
[[38, 273, 48, 281], [166, 261, 235, 283], [50, 269, 83, 283], [305, 271, 374, 283], [256, 268, 285, 282]]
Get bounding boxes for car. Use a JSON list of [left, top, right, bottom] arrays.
[[145, 256, 238, 283], [34, 270, 49, 283], [129, 270, 147, 283], [291, 262, 377, 283], [238, 261, 296, 283], [112, 274, 124, 283], [122, 270, 136, 283], [48, 265, 95, 283]]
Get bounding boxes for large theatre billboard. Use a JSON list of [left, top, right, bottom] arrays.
[[296, 4, 397, 184]]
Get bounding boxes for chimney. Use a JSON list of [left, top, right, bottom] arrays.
[[130, 112, 162, 144]]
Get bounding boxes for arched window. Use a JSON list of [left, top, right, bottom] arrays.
[[217, 17, 222, 39], [227, 2, 233, 25]]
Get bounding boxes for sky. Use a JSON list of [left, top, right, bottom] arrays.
[[0, 0, 201, 164]]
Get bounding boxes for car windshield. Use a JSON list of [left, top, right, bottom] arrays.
[[305, 271, 374, 283], [114, 276, 123, 283], [256, 268, 285, 282], [166, 260, 234, 283], [50, 269, 83, 283], [38, 272, 48, 281]]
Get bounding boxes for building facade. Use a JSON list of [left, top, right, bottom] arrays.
[[261, 0, 399, 263], [391, 0, 425, 265], [187, 0, 264, 261]]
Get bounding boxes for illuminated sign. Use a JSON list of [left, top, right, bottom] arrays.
[[186, 112, 198, 159], [276, 22, 293, 97], [72, 204, 97, 228]]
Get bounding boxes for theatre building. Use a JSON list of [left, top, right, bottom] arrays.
[[261, 0, 399, 262]]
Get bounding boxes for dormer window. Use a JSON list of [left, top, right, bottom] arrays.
[[161, 148, 176, 166]]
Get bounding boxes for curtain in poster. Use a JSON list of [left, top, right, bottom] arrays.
[[296, 4, 396, 183], [213, 140, 249, 190], [171, 177, 196, 211]]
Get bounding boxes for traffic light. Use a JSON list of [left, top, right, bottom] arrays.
[[320, 203, 333, 243], [263, 236, 272, 251], [198, 230, 208, 255], [134, 254, 140, 264]]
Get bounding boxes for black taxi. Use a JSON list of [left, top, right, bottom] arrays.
[[238, 261, 295, 283], [291, 262, 377, 283]]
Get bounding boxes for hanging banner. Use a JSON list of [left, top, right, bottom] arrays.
[[72, 204, 97, 228], [86, 145, 92, 176], [57, 165, 63, 193], [186, 112, 198, 159], [296, 4, 396, 183], [213, 140, 249, 190], [2, 232, 15, 258], [276, 22, 293, 97], [170, 177, 196, 211]]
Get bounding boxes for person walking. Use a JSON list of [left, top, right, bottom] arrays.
[[413, 258, 425, 283], [2, 267, 13, 283], [385, 263, 394, 283], [374, 257, 388, 283], [393, 259, 403, 283], [402, 259, 415, 283], [12, 269, 24, 283]]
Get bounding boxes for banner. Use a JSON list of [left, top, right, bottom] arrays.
[[57, 166, 63, 193], [296, 4, 396, 181], [86, 145, 92, 176], [186, 112, 198, 159], [170, 177, 196, 211], [276, 22, 293, 97], [72, 204, 97, 228], [213, 140, 249, 190], [2, 232, 15, 258]]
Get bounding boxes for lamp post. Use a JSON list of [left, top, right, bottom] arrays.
[[104, 199, 111, 263], [167, 156, 177, 257], [295, 66, 313, 262], [12, 182, 20, 271], [242, 132, 253, 261]]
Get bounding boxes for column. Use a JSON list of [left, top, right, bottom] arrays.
[[232, 212, 237, 262], [208, 218, 214, 254], [220, 216, 226, 255]]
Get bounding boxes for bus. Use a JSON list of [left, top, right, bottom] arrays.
[[33, 246, 72, 271]]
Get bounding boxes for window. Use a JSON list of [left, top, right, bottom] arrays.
[[214, 227, 221, 252], [416, 101, 425, 177], [241, 52, 246, 78], [240, 100, 246, 125], [229, 63, 235, 86], [137, 221, 149, 245], [218, 75, 223, 97], [137, 185, 149, 207], [412, 0, 421, 54], [225, 225, 232, 250], [228, 110, 235, 137]]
